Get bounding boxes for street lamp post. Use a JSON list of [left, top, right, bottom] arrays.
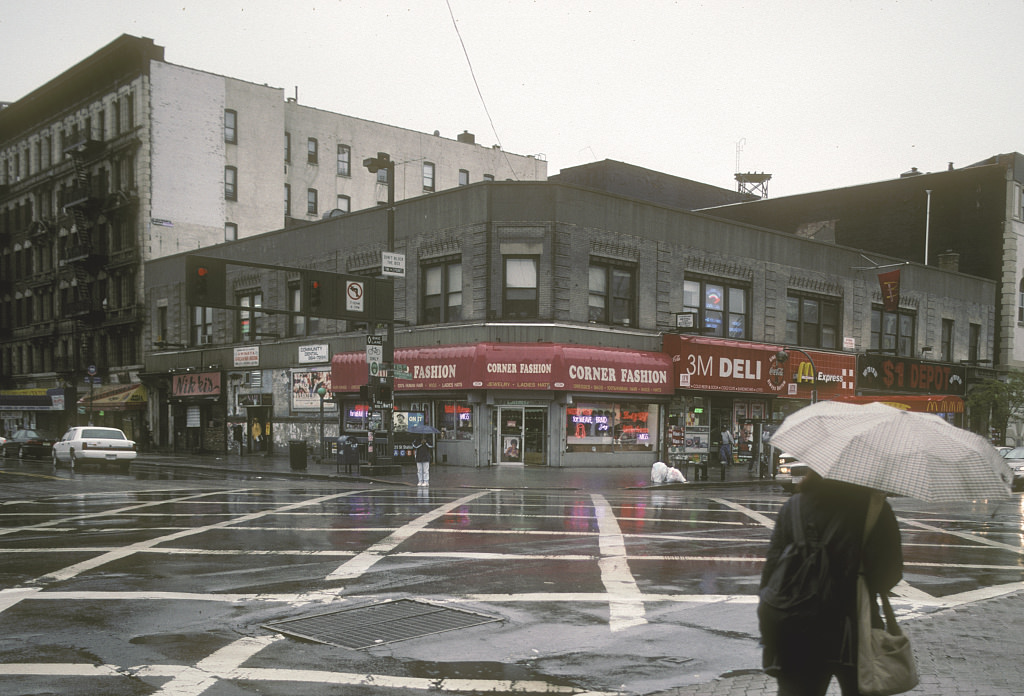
[[362, 152, 396, 469], [776, 348, 817, 403], [317, 385, 327, 462]]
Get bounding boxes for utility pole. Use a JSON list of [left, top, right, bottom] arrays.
[[363, 152, 396, 468]]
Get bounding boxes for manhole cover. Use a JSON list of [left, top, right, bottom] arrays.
[[263, 599, 503, 650]]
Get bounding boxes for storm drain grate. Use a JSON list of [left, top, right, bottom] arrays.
[[263, 599, 503, 650]]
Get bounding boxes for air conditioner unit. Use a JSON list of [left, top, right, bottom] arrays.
[[199, 335, 213, 345]]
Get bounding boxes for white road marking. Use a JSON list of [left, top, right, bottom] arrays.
[[902, 518, 1024, 554], [710, 497, 776, 529], [591, 493, 646, 631], [35, 490, 361, 584], [325, 490, 488, 581]]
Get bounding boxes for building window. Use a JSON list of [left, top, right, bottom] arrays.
[[307, 138, 318, 164], [423, 162, 435, 192], [436, 400, 474, 440], [284, 132, 290, 163], [786, 294, 840, 349], [284, 183, 291, 216], [224, 166, 237, 201], [237, 291, 263, 342], [589, 260, 635, 327], [336, 195, 350, 213], [459, 169, 469, 186], [683, 279, 749, 339], [225, 222, 238, 241], [969, 323, 981, 363], [157, 305, 168, 344], [1019, 277, 1024, 322], [941, 318, 954, 362], [191, 306, 213, 346], [871, 307, 915, 356], [566, 401, 659, 453], [337, 144, 350, 176], [224, 109, 237, 143], [307, 188, 318, 215], [503, 256, 538, 319], [423, 259, 462, 323]]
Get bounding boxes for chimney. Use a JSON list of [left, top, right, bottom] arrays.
[[937, 250, 960, 272], [457, 130, 475, 144]]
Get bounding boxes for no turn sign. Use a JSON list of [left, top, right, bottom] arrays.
[[346, 280, 364, 312]]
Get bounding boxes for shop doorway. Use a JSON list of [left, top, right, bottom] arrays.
[[497, 406, 547, 465]]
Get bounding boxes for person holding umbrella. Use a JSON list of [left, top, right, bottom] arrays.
[[759, 471, 903, 695], [761, 400, 1011, 695], [414, 438, 432, 486]]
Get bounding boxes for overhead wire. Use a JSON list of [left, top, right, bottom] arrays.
[[444, 0, 520, 180]]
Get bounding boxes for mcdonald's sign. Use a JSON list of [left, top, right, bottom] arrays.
[[795, 360, 816, 384]]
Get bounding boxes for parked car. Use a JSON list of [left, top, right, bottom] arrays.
[[1, 429, 60, 459], [999, 446, 1024, 492], [52, 426, 137, 470], [996, 445, 1013, 457], [776, 452, 810, 492]]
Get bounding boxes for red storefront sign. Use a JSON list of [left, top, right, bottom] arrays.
[[834, 394, 964, 414], [330, 343, 673, 395], [661, 334, 855, 399], [171, 371, 222, 398]]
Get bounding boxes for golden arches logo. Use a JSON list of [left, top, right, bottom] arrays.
[[795, 360, 816, 384]]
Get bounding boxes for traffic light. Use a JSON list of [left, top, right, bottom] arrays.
[[309, 278, 322, 311], [359, 385, 372, 401], [378, 384, 393, 402], [185, 256, 226, 307]]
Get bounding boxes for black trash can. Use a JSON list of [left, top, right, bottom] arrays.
[[288, 439, 307, 470]]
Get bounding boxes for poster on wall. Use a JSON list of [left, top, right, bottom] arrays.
[[291, 370, 336, 411]]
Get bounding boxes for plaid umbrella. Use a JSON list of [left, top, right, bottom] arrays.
[[770, 400, 1011, 502]]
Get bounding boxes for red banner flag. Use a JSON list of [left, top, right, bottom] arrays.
[[878, 269, 900, 312]]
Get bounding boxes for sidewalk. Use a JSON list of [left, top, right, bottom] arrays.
[[133, 451, 1024, 696], [134, 450, 771, 491]]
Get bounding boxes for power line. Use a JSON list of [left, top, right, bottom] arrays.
[[445, 0, 520, 180]]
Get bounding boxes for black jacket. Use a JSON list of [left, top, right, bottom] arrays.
[[759, 478, 903, 669]]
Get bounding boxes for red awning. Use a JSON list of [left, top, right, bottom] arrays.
[[833, 394, 965, 414], [331, 342, 674, 395]]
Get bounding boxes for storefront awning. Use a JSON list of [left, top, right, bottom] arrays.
[[77, 383, 148, 411], [833, 394, 965, 414], [0, 387, 69, 412], [331, 342, 674, 395]]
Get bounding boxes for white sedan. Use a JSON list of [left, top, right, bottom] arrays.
[[52, 426, 137, 469]]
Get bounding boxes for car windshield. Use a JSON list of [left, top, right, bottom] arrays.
[[1004, 447, 1024, 459], [82, 428, 126, 439]]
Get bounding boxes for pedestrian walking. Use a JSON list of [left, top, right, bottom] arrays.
[[718, 424, 734, 466], [414, 437, 432, 486], [758, 470, 903, 695]]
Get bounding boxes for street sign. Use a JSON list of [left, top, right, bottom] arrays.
[[382, 251, 406, 278], [366, 335, 384, 377], [393, 363, 412, 379]]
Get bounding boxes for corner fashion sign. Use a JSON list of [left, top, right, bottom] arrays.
[[331, 343, 673, 395]]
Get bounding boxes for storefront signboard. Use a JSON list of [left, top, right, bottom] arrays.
[[298, 344, 329, 364], [856, 354, 966, 396], [234, 346, 260, 367], [330, 343, 674, 395], [172, 372, 222, 398]]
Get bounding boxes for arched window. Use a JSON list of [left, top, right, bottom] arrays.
[[1019, 277, 1024, 322]]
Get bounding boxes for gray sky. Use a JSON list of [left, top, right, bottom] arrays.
[[2, 0, 1021, 197]]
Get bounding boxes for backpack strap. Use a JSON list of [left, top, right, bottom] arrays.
[[789, 493, 806, 546]]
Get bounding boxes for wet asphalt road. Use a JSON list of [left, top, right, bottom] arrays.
[[0, 456, 1021, 695]]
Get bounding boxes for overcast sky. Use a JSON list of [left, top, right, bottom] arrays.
[[2, 1, 1021, 197]]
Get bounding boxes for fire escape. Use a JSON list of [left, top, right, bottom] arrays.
[[61, 129, 107, 322], [59, 129, 108, 381]]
